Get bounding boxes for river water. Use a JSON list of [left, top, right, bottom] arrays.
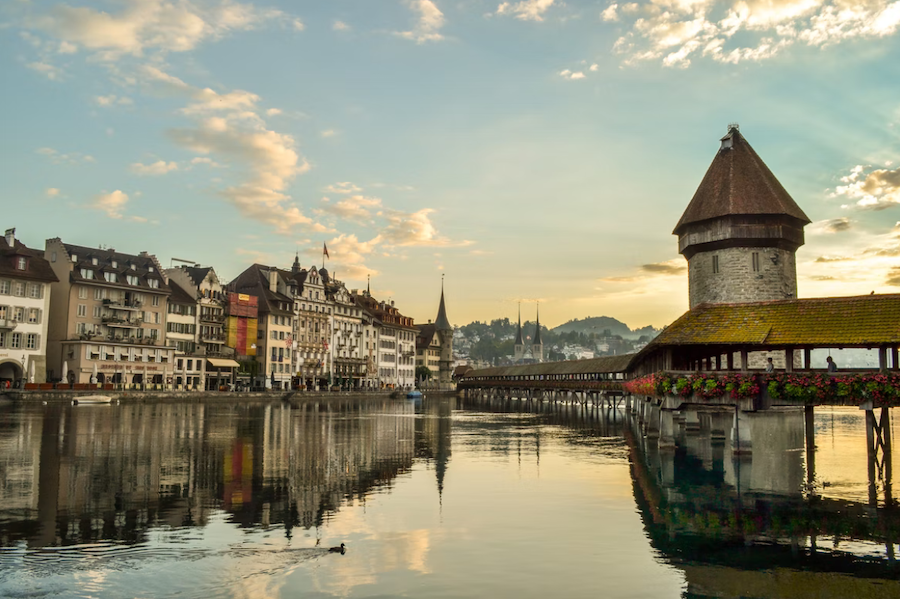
[[0, 396, 897, 598]]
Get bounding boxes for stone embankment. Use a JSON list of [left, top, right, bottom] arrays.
[[0, 389, 415, 404]]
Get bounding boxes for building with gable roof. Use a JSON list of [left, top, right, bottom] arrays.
[[0, 228, 58, 386], [284, 256, 330, 390], [416, 281, 454, 386], [674, 124, 811, 309], [229, 263, 296, 390], [353, 284, 417, 389], [44, 238, 173, 386]]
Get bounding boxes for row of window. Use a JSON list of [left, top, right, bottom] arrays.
[[77, 287, 160, 306], [0, 280, 44, 299], [75, 322, 160, 339], [167, 322, 197, 334], [84, 344, 168, 361], [0, 331, 40, 350], [79, 268, 160, 287], [0, 306, 42, 324]]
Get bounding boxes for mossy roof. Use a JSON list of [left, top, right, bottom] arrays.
[[649, 294, 900, 347]]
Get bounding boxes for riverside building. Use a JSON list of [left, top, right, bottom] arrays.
[[44, 239, 173, 385], [0, 228, 58, 386]]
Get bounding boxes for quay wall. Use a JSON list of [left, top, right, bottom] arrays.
[[0, 389, 405, 404]]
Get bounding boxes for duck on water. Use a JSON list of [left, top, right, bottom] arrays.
[[329, 543, 346, 554]]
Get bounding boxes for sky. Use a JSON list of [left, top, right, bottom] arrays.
[[3, 0, 900, 330]]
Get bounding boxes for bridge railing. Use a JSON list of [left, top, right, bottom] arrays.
[[623, 370, 900, 407], [457, 379, 624, 392]]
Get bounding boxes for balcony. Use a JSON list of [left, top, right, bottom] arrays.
[[200, 312, 225, 323], [102, 315, 143, 328], [0, 318, 17, 331], [201, 332, 226, 344], [103, 298, 142, 310]]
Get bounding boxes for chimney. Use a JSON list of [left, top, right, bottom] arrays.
[[4, 228, 15, 247]]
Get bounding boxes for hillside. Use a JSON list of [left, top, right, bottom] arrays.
[[551, 316, 660, 340]]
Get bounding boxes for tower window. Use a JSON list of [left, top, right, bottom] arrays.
[[712, 255, 719, 274], [752, 252, 760, 272]]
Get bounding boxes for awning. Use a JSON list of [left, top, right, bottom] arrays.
[[207, 358, 240, 368]]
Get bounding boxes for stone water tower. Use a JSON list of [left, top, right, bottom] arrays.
[[674, 125, 811, 309]]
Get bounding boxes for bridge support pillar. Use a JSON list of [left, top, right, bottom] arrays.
[[731, 409, 753, 455], [658, 409, 677, 451], [683, 410, 701, 434], [645, 402, 660, 439]]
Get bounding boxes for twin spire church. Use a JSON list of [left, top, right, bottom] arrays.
[[513, 304, 544, 363]]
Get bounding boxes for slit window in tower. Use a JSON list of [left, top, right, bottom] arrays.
[[712, 255, 720, 274], [752, 252, 760, 272]]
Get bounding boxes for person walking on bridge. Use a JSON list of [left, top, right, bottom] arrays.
[[826, 356, 838, 373]]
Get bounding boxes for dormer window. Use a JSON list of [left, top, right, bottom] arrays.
[[149, 266, 154, 273], [80, 268, 93, 279], [127, 275, 139, 285], [71, 254, 78, 262], [92, 257, 99, 266], [148, 278, 159, 289], [105, 272, 118, 283], [16, 257, 27, 271], [111, 260, 118, 268]]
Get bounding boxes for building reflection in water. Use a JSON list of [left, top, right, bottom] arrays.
[[0, 398, 457, 549]]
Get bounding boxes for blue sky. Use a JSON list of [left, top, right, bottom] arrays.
[[3, 0, 900, 329]]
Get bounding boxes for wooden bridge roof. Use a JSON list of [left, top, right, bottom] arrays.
[[462, 353, 637, 379], [646, 294, 900, 348]]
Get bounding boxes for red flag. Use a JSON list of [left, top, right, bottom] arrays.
[[323, 243, 329, 259]]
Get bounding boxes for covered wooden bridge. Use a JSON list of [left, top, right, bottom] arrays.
[[457, 353, 636, 406]]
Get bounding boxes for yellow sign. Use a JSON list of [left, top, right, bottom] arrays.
[[238, 294, 250, 302]]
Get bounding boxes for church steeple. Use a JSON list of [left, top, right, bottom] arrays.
[[434, 276, 451, 331], [531, 304, 543, 362], [514, 302, 525, 361], [291, 253, 301, 273]]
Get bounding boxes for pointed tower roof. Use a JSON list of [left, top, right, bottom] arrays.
[[434, 278, 451, 331], [515, 303, 524, 345], [532, 304, 543, 345], [673, 125, 811, 236]]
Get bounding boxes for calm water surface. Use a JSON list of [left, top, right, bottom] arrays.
[[0, 396, 897, 598]]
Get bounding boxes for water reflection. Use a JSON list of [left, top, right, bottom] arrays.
[[0, 399, 427, 548], [0, 396, 898, 598]]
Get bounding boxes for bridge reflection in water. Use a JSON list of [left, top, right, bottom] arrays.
[[459, 393, 900, 597]]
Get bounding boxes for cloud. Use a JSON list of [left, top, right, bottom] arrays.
[[266, 107, 282, 116], [96, 94, 133, 106], [333, 20, 350, 31], [292, 18, 305, 31], [130, 160, 178, 175], [36, 147, 95, 164], [640, 260, 687, 275], [379, 208, 469, 247], [190, 156, 224, 168], [589, 63, 599, 70], [496, 0, 556, 21], [887, 267, 900, 286], [30, 0, 285, 60], [317, 233, 380, 281], [559, 69, 586, 79], [320, 129, 337, 138], [815, 255, 853, 263], [609, 0, 900, 67], [45, 187, 60, 197], [396, 0, 446, 43], [27, 61, 63, 79], [324, 182, 363, 194], [810, 216, 852, 234], [833, 164, 900, 210], [92, 189, 130, 219], [318, 195, 383, 222], [601, 4, 619, 22]]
